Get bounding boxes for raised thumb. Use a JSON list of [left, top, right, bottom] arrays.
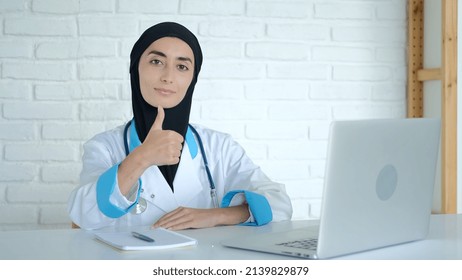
[[152, 106, 165, 131]]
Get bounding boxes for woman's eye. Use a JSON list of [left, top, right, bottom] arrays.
[[177, 65, 189, 71], [150, 59, 162, 65]]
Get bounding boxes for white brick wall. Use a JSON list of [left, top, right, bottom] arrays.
[[0, 0, 407, 230]]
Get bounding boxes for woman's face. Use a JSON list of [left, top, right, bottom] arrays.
[[138, 37, 195, 109]]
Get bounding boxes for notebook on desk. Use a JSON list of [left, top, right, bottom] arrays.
[[95, 228, 197, 251], [222, 118, 441, 259]]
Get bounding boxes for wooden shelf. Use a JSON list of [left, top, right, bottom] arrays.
[[407, 0, 457, 214]]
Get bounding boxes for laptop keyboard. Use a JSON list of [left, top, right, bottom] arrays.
[[277, 238, 318, 250]]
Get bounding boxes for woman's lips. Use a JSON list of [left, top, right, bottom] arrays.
[[155, 88, 175, 95]]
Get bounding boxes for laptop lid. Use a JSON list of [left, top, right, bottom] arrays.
[[316, 117, 440, 258], [221, 118, 440, 259]]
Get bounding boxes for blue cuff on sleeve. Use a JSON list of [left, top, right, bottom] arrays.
[[96, 164, 141, 218], [221, 190, 273, 226]]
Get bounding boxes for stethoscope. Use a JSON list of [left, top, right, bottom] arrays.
[[123, 121, 219, 214]]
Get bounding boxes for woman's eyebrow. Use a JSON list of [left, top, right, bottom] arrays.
[[177, 56, 193, 64], [147, 50, 167, 57], [147, 50, 192, 64]]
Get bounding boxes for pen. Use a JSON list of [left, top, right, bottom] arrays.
[[131, 231, 155, 243]]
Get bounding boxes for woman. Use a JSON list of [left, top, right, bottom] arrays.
[[68, 22, 292, 230]]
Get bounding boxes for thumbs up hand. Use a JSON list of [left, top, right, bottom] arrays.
[[139, 106, 184, 167]]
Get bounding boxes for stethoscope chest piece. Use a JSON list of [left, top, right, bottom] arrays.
[[131, 197, 147, 215], [127, 183, 147, 215]]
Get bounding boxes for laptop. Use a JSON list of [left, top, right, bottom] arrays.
[[221, 118, 441, 259]]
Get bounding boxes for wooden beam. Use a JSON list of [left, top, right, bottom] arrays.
[[417, 68, 442, 81], [441, 0, 457, 214], [407, 0, 424, 118]]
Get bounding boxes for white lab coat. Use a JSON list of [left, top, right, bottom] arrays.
[[68, 123, 293, 230]]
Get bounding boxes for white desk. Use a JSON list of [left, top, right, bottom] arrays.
[[0, 214, 461, 260]]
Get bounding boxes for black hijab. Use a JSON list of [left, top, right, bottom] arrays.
[[129, 22, 203, 191]]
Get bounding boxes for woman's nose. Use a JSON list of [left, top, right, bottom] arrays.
[[160, 66, 173, 83]]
